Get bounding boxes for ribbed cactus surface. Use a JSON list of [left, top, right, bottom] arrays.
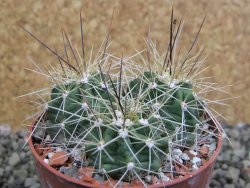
[[44, 69, 206, 181]]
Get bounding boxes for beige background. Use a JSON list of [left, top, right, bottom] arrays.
[[0, 0, 249, 129]]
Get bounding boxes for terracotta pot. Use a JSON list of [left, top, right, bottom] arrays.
[[28, 122, 222, 188]]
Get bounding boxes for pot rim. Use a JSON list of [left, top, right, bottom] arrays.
[[28, 120, 222, 188]]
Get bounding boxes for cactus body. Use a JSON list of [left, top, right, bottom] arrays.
[[44, 69, 206, 181]]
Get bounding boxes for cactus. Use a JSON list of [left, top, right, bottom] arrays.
[[22, 10, 224, 187]]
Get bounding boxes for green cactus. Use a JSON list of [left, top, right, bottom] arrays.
[[43, 67, 206, 182]]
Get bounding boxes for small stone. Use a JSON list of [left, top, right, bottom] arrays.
[[159, 172, 170, 182], [60, 166, 78, 178], [93, 174, 105, 183], [17, 130, 27, 138], [7, 176, 15, 184], [208, 137, 216, 143], [8, 153, 21, 166], [0, 125, 11, 136], [192, 164, 199, 170], [44, 135, 52, 143], [43, 158, 49, 164], [234, 148, 246, 158], [177, 158, 183, 164], [246, 183, 250, 188], [172, 148, 182, 156], [30, 183, 41, 188], [209, 142, 216, 152], [180, 153, 190, 161], [236, 122, 246, 128], [71, 148, 84, 161], [210, 179, 221, 187], [173, 155, 183, 164], [13, 169, 28, 180], [0, 168, 4, 176], [11, 141, 19, 150], [225, 167, 240, 183], [0, 145, 6, 157], [222, 164, 228, 170], [24, 177, 37, 187], [191, 157, 201, 166], [33, 123, 46, 142], [49, 152, 68, 166], [213, 169, 224, 179], [55, 147, 63, 152], [224, 184, 235, 188], [231, 129, 240, 138], [243, 160, 250, 168], [238, 178, 245, 188], [48, 152, 55, 158], [144, 175, 152, 184], [188, 150, 198, 157], [203, 123, 209, 130]]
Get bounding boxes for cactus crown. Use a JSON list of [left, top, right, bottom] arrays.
[[22, 11, 223, 187]]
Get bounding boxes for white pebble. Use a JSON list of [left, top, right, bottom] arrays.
[[43, 159, 49, 164], [192, 164, 199, 170], [177, 158, 183, 164], [208, 137, 216, 143], [47, 152, 54, 159], [209, 142, 216, 152], [204, 144, 210, 148], [191, 157, 201, 166], [71, 149, 82, 161], [172, 148, 182, 156], [144, 175, 152, 183], [159, 172, 170, 182], [180, 153, 190, 161], [55, 147, 62, 152], [166, 154, 172, 161], [173, 155, 183, 164]]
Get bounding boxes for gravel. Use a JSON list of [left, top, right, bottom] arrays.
[[0, 123, 249, 188]]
